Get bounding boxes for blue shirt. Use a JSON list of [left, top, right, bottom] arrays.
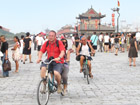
[[90, 35, 98, 46]]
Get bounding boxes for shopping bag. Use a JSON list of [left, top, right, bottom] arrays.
[[2, 59, 11, 71]]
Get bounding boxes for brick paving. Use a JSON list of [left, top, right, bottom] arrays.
[[0, 40, 140, 105]]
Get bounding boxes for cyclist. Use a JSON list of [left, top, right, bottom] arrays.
[[76, 36, 95, 78], [61, 38, 73, 95], [37, 30, 65, 94]]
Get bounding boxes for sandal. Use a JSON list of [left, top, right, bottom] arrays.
[[129, 64, 132, 66], [133, 65, 136, 67], [89, 73, 93, 78]]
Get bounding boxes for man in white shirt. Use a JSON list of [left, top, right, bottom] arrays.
[[76, 36, 95, 78], [36, 33, 44, 55], [98, 32, 103, 52], [104, 33, 110, 52]]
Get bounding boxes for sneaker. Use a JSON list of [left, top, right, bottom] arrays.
[[57, 85, 62, 94]]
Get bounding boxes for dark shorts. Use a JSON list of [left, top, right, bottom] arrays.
[[40, 60, 63, 74], [92, 45, 97, 50], [80, 55, 92, 61], [104, 43, 109, 45], [38, 45, 42, 51]]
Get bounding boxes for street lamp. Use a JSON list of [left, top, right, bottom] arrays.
[[111, 8, 120, 33]]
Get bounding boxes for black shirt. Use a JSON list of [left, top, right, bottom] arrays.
[[24, 38, 31, 49], [114, 38, 119, 43], [1, 42, 8, 54], [75, 36, 80, 41]]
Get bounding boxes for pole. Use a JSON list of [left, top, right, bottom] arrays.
[[117, 8, 120, 33]]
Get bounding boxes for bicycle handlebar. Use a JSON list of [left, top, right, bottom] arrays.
[[42, 59, 55, 65]]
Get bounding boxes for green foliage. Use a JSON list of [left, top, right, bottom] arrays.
[[0, 29, 15, 39]]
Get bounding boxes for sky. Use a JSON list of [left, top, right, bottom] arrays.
[[0, 0, 140, 34]]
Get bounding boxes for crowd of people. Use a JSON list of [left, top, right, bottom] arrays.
[[0, 30, 139, 96], [72, 32, 139, 66]]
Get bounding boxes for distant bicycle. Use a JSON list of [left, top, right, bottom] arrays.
[[37, 59, 62, 105]]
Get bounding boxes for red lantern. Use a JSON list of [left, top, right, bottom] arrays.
[[112, 18, 115, 22], [112, 13, 115, 27], [95, 19, 98, 22], [112, 13, 115, 17], [112, 22, 115, 27], [78, 25, 80, 30]]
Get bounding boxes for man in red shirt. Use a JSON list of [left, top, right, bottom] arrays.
[[37, 30, 65, 93]]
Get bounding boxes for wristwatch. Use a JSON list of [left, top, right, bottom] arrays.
[[58, 56, 61, 59]]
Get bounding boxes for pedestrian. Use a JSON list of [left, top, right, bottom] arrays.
[[114, 35, 120, 56], [33, 35, 37, 50], [126, 33, 131, 51], [121, 33, 125, 52], [43, 35, 48, 44], [36, 33, 44, 55], [90, 32, 98, 50], [80, 33, 84, 40], [128, 33, 138, 66], [104, 33, 110, 53], [0, 35, 9, 77], [98, 32, 104, 52], [71, 34, 76, 52], [11, 36, 21, 73], [75, 34, 80, 48], [87, 36, 91, 42], [20, 35, 24, 62], [23, 32, 33, 64], [110, 33, 115, 53], [61, 38, 73, 95]]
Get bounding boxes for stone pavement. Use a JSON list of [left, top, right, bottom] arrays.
[[0, 40, 140, 105]]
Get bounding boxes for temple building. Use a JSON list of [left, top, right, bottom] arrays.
[[57, 25, 75, 37], [76, 6, 115, 35]]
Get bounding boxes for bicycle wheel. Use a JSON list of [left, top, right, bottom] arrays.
[[83, 64, 86, 78], [85, 66, 90, 84], [37, 79, 49, 105]]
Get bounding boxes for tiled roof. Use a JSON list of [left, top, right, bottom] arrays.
[[77, 7, 105, 19]]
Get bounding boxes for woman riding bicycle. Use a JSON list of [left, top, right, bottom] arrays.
[[61, 38, 73, 96]]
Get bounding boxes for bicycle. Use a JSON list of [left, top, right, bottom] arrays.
[[82, 55, 93, 84], [37, 59, 59, 105]]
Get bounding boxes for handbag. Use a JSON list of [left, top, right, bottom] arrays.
[[2, 59, 11, 71]]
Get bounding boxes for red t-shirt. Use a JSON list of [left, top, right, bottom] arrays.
[[40, 40, 65, 63]]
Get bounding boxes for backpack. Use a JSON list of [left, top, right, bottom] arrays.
[[79, 42, 91, 52], [46, 40, 59, 48]]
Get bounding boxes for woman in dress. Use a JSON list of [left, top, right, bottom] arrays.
[[11, 36, 21, 73], [23, 32, 33, 64], [128, 33, 138, 66], [20, 35, 24, 62]]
